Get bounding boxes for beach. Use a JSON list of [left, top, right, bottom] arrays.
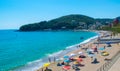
[[37, 31, 120, 71]]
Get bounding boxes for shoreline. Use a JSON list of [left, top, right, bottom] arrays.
[[13, 31, 99, 71], [35, 31, 101, 71], [37, 30, 120, 71]]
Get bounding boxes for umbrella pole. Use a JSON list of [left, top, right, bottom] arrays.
[[41, 68, 43, 71]]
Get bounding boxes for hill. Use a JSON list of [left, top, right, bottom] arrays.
[[19, 14, 95, 31]]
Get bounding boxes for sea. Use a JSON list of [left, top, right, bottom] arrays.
[[0, 30, 98, 71]]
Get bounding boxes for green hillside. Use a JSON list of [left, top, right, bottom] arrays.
[[19, 14, 95, 31]]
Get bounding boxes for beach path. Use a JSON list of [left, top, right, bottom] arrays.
[[108, 57, 120, 71]]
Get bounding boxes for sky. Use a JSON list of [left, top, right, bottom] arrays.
[[0, 0, 120, 29]]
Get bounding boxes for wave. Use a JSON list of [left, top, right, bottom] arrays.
[[13, 50, 65, 71], [66, 35, 98, 49], [14, 35, 99, 71], [80, 35, 98, 44]]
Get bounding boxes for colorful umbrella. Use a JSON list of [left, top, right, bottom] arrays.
[[76, 58, 83, 62], [73, 61, 79, 64], [64, 56, 69, 59], [43, 63, 50, 67], [64, 59, 70, 63], [62, 66, 71, 70], [99, 47, 105, 51]]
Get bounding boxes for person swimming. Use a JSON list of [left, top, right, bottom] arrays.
[[80, 37, 84, 39]]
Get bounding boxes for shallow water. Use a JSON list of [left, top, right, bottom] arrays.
[[0, 30, 97, 71]]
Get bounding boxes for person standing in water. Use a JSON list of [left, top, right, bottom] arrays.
[[48, 57, 51, 63]]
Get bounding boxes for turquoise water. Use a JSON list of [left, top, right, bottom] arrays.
[[0, 30, 97, 71]]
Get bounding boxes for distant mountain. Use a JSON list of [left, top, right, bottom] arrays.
[[19, 14, 95, 31]]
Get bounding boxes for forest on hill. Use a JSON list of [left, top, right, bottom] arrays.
[[19, 14, 119, 31]]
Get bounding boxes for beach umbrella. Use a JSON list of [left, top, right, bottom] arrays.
[[76, 58, 83, 62], [88, 54, 95, 58], [78, 51, 83, 55], [69, 53, 76, 57], [64, 59, 70, 63], [73, 61, 79, 64], [87, 48, 93, 52], [56, 58, 63, 61], [60, 58, 64, 60], [89, 49, 94, 52], [64, 56, 69, 59], [87, 49, 94, 54], [99, 47, 105, 51], [101, 51, 109, 56], [62, 66, 71, 70], [43, 63, 50, 67]]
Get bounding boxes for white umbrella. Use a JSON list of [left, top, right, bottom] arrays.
[[60, 58, 64, 60], [56, 58, 63, 62], [69, 53, 76, 57], [78, 51, 83, 55]]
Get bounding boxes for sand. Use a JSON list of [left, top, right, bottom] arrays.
[[37, 31, 120, 71]]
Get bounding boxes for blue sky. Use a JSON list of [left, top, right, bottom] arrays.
[[0, 0, 120, 29]]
